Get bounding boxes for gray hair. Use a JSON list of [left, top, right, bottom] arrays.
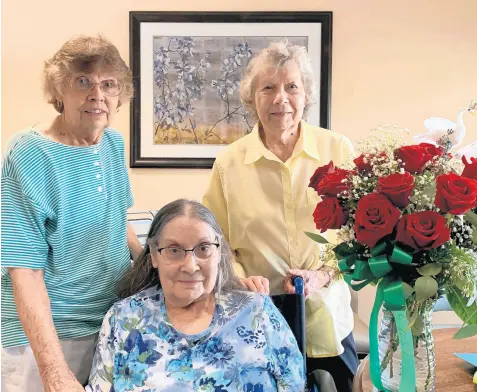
[[43, 34, 134, 113], [116, 199, 244, 299], [239, 41, 317, 121]]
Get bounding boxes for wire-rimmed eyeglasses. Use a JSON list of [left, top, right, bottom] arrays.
[[155, 241, 220, 262], [67, 76, 123, 97]]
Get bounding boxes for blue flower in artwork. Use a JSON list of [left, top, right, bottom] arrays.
[[113, 329, 162, 390], [198, 337, 234, 368], [244, 382, 265, 392]]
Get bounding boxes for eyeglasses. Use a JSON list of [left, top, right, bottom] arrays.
[[67, 76, 123, 97], [156, 242, 220, 262]]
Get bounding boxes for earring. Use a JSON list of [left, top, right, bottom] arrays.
[[56, 100, 64, 111]]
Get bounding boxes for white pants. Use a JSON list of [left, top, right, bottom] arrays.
[[1, 333, 97, 392]]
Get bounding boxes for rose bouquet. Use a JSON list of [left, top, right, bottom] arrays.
[[307, 126, 477, 391]]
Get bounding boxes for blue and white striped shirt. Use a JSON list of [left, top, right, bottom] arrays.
[[1, 129, 133, 347]]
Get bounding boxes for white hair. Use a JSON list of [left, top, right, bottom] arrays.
[[239, 41, 317, 121]]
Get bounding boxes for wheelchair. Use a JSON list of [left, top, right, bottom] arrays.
[[271, 277, 338, 392]]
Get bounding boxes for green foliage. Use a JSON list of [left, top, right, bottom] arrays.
[[417, 263, 442, 277], [304, 231, 329, 244], [447, 285, 477, 325], [415, 276, 438, 302], [453, 324, 477, 340]]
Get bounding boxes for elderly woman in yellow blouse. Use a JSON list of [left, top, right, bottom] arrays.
[[203, 41, 359, 392]]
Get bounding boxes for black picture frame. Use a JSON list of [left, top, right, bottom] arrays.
[[130, 11, 333, 168]]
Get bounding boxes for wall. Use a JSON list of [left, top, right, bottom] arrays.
[[2, 0, 475, 325]]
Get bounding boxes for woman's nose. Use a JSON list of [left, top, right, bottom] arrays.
[[273, 88, 289, 105], [88, 84, 105, 102], [180, 252, 200, 273]]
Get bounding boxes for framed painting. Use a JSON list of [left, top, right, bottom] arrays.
[[130, 11, 332, 168]]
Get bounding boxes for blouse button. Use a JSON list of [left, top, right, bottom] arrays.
[[98, 186, 103, 192], [94, 161, 100, 166], [96, 174, 101, 179]]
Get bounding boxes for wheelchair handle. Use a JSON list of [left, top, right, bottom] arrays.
[[293, 276, 305, 296]]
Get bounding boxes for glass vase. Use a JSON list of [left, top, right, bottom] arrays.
[[376, 299, 436, 392]]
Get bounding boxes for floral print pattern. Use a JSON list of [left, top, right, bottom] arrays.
[[86, 286, 305, 391]]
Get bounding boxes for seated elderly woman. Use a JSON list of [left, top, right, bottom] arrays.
[[86, 199, 305, 392]]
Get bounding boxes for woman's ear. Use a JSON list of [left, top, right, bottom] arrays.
[[148, 252, 159, 269]]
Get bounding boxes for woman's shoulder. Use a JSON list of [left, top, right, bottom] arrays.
[[303, 121, 352, 145], [102, 128, 126, 148], [2, 130, 52, 177], [219, 290, 271, 314], [213, 130, 257, 167], [109, 285, 163, 318]]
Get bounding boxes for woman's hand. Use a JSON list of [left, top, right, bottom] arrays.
[[284, 268, 330, 298], [239, 276, 270, 294]]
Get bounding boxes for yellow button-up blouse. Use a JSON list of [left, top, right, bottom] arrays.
[[203, 120, 355, 357]]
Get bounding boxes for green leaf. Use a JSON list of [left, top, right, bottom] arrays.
[[411, 315, 424, 336], [415, 276, 438, 302], [453, 324, 477, 339], [406, 308, 419, 329], [447, 285, 477, 325], [402, 282, 414, 299], [417, 263, 442, 277], [472, 229, 477, 245], [465, 210, 477, 227], [305, 231, 329, 244]]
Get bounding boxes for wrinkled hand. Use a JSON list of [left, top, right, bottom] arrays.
[[284, 268, 330, 298], [43, 368, 85, 392], [239, 276, 270, 295]]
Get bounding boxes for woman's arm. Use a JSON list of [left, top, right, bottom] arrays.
[[127, 222, 143, 261], [261, 296, 306, 391], [8, 268, 84, 392]]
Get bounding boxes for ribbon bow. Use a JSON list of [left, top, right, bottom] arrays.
[[336, 241, 416, 392]]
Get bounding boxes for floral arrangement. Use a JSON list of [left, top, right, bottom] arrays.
[[306, 122, 477, 389]]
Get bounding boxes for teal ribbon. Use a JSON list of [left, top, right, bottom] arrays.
[[335, 241, 416, 392]]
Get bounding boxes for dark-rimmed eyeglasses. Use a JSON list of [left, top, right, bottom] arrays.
[[155, 242, 220, 262], [67, 76, 123, 97]]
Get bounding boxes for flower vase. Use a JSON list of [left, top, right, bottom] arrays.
[[376, 299, 436, 392]]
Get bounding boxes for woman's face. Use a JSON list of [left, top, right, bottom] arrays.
[[254, 61, 306, 134], [150, 215, 220, 307], [58, 68, 120, 133]]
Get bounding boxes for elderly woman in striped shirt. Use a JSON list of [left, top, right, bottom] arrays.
[[1, 35, 142, 392]]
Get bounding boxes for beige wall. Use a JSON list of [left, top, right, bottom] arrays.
[[2, 0, 475, 325]]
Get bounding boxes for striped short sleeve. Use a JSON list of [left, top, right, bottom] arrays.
[[1, 162, 51, 270]]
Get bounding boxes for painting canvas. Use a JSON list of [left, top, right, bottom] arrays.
[[130, 12, 332, 168]]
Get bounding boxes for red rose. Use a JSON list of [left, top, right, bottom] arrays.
[[354, 193, 401, 248], [394, 144, 435, 174], [434, 173, 477, 214], [376, 172, 415, 208], [312, 198, 349, 233], [316, 168, 352, 198], [462, 156, 477, 181], [396, 211, 450, 251], [309, 161, 335, 191], [419, 143, 444, 158], [354, 152, 387, 173]]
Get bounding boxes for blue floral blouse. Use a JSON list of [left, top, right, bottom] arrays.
[[86, 286, 305, 391]]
